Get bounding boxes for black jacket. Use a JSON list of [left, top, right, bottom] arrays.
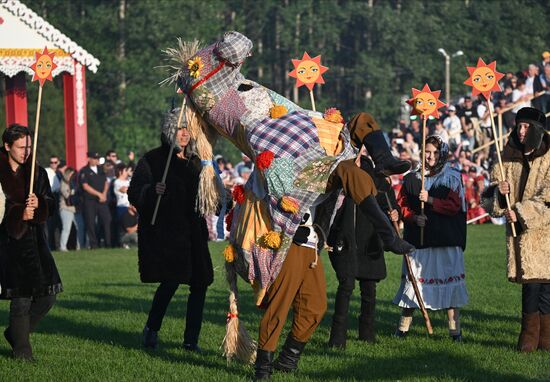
[[128, 145, 213, 286], [0, 149, 63, 299], [327, 158, 393, 281]]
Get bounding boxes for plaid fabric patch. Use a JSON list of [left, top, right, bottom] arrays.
[[215, 32, 253, 66], [246, 111, 320, 159]]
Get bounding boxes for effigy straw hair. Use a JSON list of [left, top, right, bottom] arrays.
[[159, 38, 203, 88], [185, 102, 220, 216], [222, 261, 257, 364]]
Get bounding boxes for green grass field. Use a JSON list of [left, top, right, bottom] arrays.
[[0, 225, 549, 381]]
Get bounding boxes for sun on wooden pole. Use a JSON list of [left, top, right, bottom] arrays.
[[28, 47, 57, 194], [406, 84, 446, 246], [464, 57, 516, 237], [420, 116, 427, 245], [288, 52, 328, 111]]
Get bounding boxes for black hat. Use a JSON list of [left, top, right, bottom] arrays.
[[87, 151, 100, 159], [515, 107, 547, 130]]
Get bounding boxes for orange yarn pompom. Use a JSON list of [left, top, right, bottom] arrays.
[[323, 107, 344, 124], [260, 231, 282, 250], [270, 105, 288, 119], [279, 196, 299, 214], [223, 244, 237, 263]]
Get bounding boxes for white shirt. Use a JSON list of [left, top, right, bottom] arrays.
[[512, 88, 531, 113], [443, 115, 462, 142], [89, 165, 98, 174], [45, 167, 60, 193], [476, 103, 492, 128], [113, 179, 130, 207]]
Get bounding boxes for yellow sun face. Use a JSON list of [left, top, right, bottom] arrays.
[[296, 60, 321, 85], [471, 67, 496, 93], [464, 58, 504, 100], [288, 52, 329, 91], [30, 47, 57, 86], [36, 55, 53, 80], [406, 84, 446, 119], [413, 92, 438, 116]]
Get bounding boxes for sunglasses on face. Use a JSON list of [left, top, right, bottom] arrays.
[[50, 161, 59, 164]]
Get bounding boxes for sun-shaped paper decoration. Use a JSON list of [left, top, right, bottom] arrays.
[[288, 52, 328, 91], [30, 47, 57, 86], [406, 84, 446, 119], [464, 58, 504, 100]]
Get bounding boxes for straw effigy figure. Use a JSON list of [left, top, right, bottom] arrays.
[[162, 32, 414, 366]]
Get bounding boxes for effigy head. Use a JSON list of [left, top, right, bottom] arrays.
[[177, 31, 253, 116]]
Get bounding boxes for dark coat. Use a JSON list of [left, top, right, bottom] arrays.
[[327, 158, 393, 282], [0, 149, 63, 299], [128, 145, 213, 287], [400, 169, 466, 250]]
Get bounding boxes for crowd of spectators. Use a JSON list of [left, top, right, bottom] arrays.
[[390, 54, 550, 225], [44, 150, 138, 251]]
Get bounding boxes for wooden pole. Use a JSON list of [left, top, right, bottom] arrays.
[[29, 85, 43, 195], [151, 96, 187, 225], [471, 131, 512, 154], [383, 191, 432, 335], [420, 116, 427, 246], [497, 112, 503, 149], [309, 90, 316, 111], [486, 98, 516, 237]]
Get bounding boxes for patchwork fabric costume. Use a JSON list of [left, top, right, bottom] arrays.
[[167, 31, 413, 373]]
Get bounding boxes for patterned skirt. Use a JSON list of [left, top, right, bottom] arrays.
[[393, 246, 469, 310]]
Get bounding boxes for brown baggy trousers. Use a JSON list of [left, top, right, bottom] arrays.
[[257, 112, 381, 351], [258, 244, 327, 351]]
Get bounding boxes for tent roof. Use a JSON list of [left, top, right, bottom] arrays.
[[0, 0, 100, 77]]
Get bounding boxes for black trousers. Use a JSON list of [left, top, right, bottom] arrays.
[[9, 295, 57, 331], [83, 200, 112, 248], [522, 283, 550, 315], [146, 282, 208, 346], [333, 278, 376, 326]]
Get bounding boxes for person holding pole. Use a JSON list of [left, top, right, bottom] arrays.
[[128, 107, 213, 352], [393, 135, 468, 341], [482, 107, 550, 352], [0, 124, 62, 360], [327, 152, 400, 348]]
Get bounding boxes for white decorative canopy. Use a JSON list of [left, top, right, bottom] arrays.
[[0, 0, 100, 77]]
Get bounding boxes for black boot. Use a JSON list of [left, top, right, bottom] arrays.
[[254, 349, 274, 380], [358, 196, 415, 254], [273, 335, 306, 373], [328, 280, 354, 349], [10, 317, 33, 361], [363, 130, 411, 175], [4, 327, 14, 348], [142, 326, 158, 349], [358, 281, 376, 343]]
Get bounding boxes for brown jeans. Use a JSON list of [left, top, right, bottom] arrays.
[[258, 244, 327, 351], [326, 112, 381, 204]]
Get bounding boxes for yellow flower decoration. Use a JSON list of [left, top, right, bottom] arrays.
[[187, 56, 204, 79], [280, 196, 299, 214], [260, 231, 282, 250], [223, 244, 237, 263], [270, 105, 288, 119]]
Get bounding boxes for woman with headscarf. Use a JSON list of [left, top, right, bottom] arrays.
[[393, 135, 468, 340], [128, 107, 213, 352]]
